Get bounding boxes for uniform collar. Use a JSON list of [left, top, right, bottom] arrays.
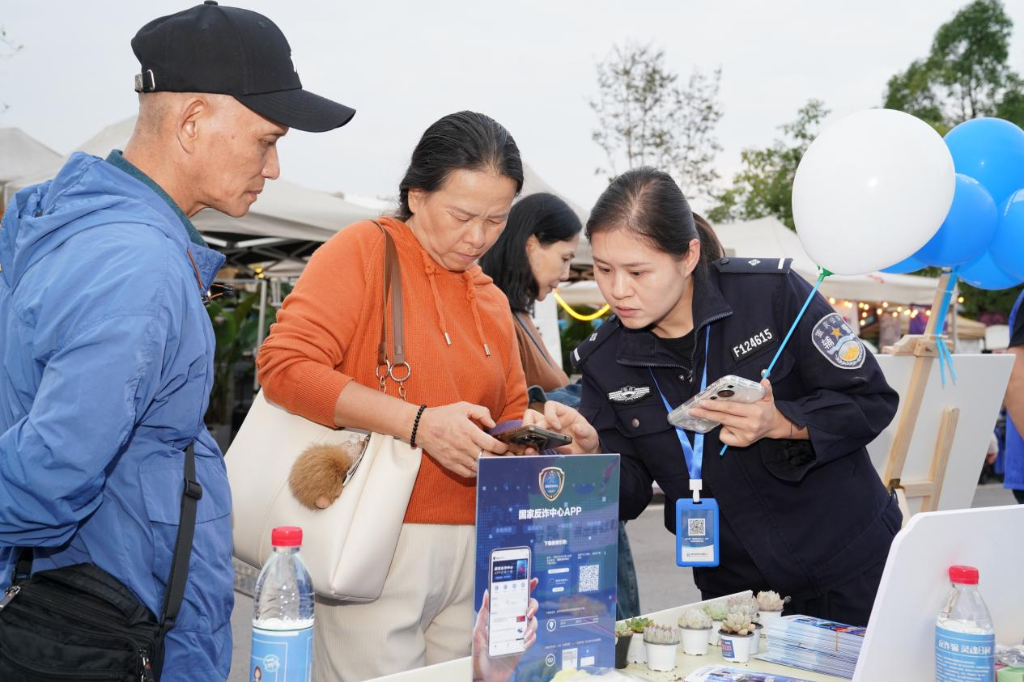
[[616, 266, 733, 368]]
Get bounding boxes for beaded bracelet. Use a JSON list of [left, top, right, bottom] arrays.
[[410, 404, 427, 449]]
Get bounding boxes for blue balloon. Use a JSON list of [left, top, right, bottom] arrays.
[[989, 189, 1024, 281], [915, 174, 997, 267], [945, 118, 1024, 206], [958, 250, 1024, 291], [882, 255, 926, 274]]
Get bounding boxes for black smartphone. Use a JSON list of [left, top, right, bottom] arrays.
[[496, 425, 573, 450]]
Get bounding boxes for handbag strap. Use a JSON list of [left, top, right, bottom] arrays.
[[372, 221, 409, 396], [159, 442, 202, 632]]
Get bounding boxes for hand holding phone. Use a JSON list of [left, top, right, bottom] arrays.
[[667, 375, 766, 433], [496, 425, 573, 451]]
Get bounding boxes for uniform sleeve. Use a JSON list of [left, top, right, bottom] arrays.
[[0, 313, 167, 546], [579, 370, 654, 521], [256, 223, 381, 427], [769, 273, 899, 480]]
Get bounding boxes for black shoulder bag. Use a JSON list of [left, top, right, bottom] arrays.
[[0, 444, 203, 681]]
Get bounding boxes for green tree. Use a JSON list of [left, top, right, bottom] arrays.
[[590, 42, 724, 201], [883, 0, 1023, 131], [707, 100, 828, 229]]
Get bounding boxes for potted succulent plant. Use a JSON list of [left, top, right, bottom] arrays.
[[726, 596, 763, 655], [756, 590, 788, 630], [677, 608, 713, 656], [703, 601, 729, 646], [719, 610, 756, 664], [625, 617, 652, 664], [614, 622, 632, 669], [643, 624, 680, 672]]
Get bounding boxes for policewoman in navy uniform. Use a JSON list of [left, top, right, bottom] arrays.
[[531, 168, 902, 626]]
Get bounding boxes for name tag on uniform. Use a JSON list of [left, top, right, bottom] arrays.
[[676, 498, 720, 567], [731, 326, 776, 362]]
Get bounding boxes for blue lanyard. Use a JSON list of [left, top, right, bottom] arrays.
[[649, 327, 711, 494]]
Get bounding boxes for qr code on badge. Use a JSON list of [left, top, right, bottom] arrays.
[[687, 517, 706, 537], [578, 564, 600, 593]]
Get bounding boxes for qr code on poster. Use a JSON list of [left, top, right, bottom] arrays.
[[687, 518, 706, 537], [578, 564, 600, 593]]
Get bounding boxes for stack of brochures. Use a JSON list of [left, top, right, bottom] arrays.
[[757, 615, 866, 679], [685, 665, 816, 681]]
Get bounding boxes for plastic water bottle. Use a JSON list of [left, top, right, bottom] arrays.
[[251, 526, 315, 682], [935, 565, 995, 682]]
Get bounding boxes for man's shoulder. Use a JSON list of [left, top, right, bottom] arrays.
[[571, 317, 623, 369]]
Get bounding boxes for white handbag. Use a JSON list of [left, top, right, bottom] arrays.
[[226, 222, 422, 602]]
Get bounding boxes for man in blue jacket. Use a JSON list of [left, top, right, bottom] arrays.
[[0, 3, 354, 679]]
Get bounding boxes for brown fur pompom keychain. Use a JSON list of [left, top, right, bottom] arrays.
[[288, 439, 365, 510]]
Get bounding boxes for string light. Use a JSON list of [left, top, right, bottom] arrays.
[[876, 308, 883, 315], [882, 302, 889, 309], [829, 297, 836, 305], [958, 296, 965, 304], [891, 311, 898, 318], [552, 290, 610, 322]]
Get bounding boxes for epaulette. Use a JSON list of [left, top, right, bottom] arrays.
[[713, 256, 792, 274], [570, 316, 621, 369]]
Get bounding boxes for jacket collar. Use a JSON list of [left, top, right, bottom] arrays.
[[616, 266, 733, 368]]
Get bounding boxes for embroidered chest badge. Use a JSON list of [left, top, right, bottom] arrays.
[[812, 312, 866, 369], [608, 385, 651, 404]]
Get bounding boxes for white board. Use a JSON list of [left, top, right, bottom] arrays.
[[868, 354, 1014, 514], [854, 505, 1024, 681]]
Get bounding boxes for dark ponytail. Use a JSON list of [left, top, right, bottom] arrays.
[[586, 167, 723, 274], [396, 111, 524, 221]]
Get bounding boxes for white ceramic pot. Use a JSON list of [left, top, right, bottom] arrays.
[[709, 620, 723, 646], [680, 627, 711, 656], [645, 641, 679, 672], [720, 631, 755, 664], [749, 624, 763, 655], [758, 609, 783, 631], [626, 632, 647, 664]]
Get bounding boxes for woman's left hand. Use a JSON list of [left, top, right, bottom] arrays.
[[688, 379, 792, 448]]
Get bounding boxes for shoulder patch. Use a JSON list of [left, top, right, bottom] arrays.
[[811, 312, 866, 369], [571, 317, 621, 369], [714, 256, 792, 275]]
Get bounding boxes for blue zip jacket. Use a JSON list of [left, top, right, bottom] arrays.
[[0, 152, 233, 680]]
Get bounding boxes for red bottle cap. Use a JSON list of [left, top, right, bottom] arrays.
[[271, 526, 303, 547], [949, 565, 979, 585]]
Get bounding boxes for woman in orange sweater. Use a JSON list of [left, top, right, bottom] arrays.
[[256, 111, 531, 680]]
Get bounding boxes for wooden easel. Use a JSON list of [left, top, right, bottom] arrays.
[[880, 273, 961, 523]]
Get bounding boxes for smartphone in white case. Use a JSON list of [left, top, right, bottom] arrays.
[[667, 375, 766, 434], [487, 546, 531, 658]]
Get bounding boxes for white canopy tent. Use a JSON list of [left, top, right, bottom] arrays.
[[4, 116, 378, 272], [558, 216, 941, 309], [0, 128, 62, 189]]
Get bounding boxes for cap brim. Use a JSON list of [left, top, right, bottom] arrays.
[[236, 88, 355, 133]]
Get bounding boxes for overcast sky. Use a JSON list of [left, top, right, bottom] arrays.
[[4, 1, 1024, 213]]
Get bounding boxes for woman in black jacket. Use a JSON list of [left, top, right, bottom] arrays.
[[531, 167, 901, 626]]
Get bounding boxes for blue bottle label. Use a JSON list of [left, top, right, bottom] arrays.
[[251, 624, 313, 682], [935, 626, 994, 682]]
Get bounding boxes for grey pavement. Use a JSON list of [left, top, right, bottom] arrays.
[[226, 483, 1019, 681]]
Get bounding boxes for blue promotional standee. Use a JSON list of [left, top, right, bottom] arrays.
[[475, 455, 619, 681]]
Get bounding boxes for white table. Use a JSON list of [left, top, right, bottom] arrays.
[[370, 594, 845, 682]]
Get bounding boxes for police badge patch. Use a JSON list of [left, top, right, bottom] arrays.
[[811, 313, 866, 369], [608, 385, 651, 404]]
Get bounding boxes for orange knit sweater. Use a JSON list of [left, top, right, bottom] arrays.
[[256, 218, 528, 525]]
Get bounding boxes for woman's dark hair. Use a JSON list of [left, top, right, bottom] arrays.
[[586, 167, 724, 275], [396, 111, 524, 221], [479, 193, 583, 313]]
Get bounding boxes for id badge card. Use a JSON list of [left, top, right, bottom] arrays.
[[676, 497, 719, 567]]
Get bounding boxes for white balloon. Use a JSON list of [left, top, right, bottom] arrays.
[[792, 109, 955, 276]]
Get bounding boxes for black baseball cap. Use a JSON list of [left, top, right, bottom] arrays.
[[131, 1, 355, 132]]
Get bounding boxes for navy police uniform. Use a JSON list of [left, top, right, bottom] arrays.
[[573, 257, 902, 626]]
